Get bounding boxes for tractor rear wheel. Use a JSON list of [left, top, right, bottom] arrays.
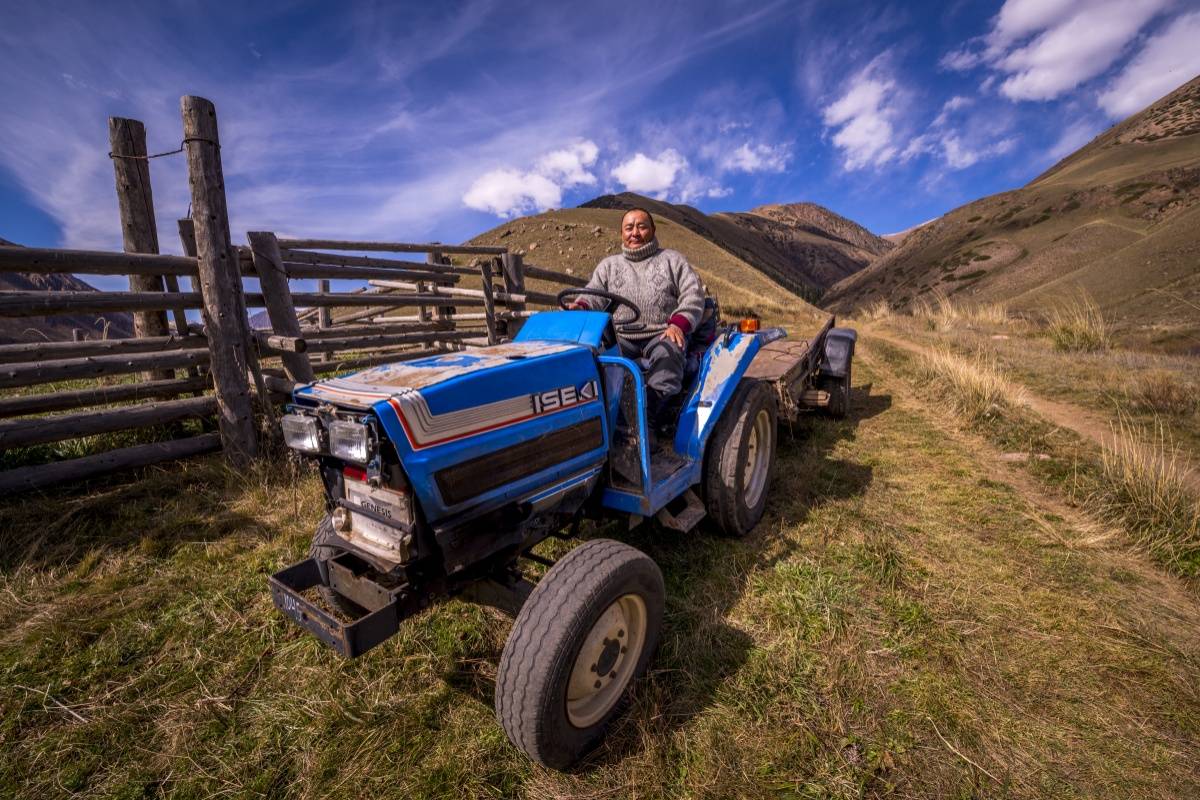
[[703, 379, 777, 537], [495, 539, 664, 770]]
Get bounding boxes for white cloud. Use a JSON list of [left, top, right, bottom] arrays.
[[462, 138, 600, 217], [611, 149, 688, 196], [821, 68, 899, 170], [461, 169, 562, 217], [942, 0, 1173, 102], [720, 142, 791, 173], [535, 140, 599, 187], [1098, 11, 1200, 117]]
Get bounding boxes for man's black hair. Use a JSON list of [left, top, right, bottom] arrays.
[[621, 207, 656, 230]]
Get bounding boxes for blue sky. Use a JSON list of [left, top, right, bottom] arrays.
[[2, 0, 1199, 276]]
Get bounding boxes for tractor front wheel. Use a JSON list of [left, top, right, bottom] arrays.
[[495, 539, 664, 769], [703, 379, 778, 537]]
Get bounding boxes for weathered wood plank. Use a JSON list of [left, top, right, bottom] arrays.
[[478, 258, 499, 345], [286, 293, 483, 308], [277, 239, 506, 256], [247, 232, 315, 383], [300, 320, 451, 339], [0, 246, 197, 277], [0, 349, 211, 389], [499, 253, 527, 338], [299, 330, 473, 354], [0, 433, 222, 496], [524, 263, 589, 287], [0, 376, 210, 418], [181, 95, 257, 463], [0, 395, 218, 449], [0, 334, 208, 364], [280, 249, 462, 282], [0, 290, 202, 316]]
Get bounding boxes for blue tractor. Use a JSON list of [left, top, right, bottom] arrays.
[[270, 288, 856, 768]]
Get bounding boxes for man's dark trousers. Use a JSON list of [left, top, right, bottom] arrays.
[[618, 334, 686, 424]]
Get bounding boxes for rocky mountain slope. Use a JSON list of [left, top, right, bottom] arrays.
[[580, 193, 889, 299], [824, 75, 1200, 351]]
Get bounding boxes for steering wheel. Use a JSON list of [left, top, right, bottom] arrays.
[[556, 288, 642, 324]]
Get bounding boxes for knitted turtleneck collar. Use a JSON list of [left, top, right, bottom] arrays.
[[622, 238, 660, 262]]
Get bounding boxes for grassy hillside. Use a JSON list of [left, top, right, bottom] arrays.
[[580, 193, 886, 299], [824, 75, 1200, 353], [468, 206, 828, 329]]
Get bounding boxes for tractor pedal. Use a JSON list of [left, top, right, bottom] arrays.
[[655, 489, 706, 532]]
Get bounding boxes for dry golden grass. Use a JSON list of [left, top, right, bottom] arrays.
[[917, 345, 1025, 422], [1046, 295, 1111, 352], [862, 298, 894, 322], [1124, 369, 1199, 416], [1094, 416, 1200, 568]]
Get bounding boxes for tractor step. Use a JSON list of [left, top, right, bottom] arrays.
[[655, 488, 706, 532]]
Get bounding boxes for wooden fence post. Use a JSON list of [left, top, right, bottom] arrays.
[[478, 258, 500, 345], [180, 96, 257, 464], [428, 251, 452, 328], [500, 252, 526, 337], [247, 231, 315, 384], [109, 117, 172, 378]]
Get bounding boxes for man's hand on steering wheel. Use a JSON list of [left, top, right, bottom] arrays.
[[556, 288, 642, 325]]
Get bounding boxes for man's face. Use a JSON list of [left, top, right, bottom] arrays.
[[621, 211, 654, 249]]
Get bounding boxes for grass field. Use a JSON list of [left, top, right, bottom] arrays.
[[3, 308, 1198, 799]]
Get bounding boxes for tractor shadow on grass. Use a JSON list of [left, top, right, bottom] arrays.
[[444, 382, 889, 770]]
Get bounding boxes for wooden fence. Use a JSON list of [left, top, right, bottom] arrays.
[[0, 96, 589, 495]]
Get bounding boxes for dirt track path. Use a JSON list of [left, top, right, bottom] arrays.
[[865, 327, 1200, 494]]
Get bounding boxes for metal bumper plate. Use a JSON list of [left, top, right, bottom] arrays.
[[268, 558, 404, 658]]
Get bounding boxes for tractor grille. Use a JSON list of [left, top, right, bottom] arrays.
[[435, 417, 603, 506]]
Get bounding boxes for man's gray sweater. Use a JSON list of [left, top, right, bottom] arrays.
[[581, 247, 705, 340]]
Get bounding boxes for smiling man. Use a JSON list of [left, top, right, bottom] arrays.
[[573, 207, 704, 425]]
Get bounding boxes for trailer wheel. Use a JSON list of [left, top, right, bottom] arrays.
[[309, 515, 363, 618], [703, 380, 778, 537], [821, 365, 852, 420], [495, 539, 664, 770]]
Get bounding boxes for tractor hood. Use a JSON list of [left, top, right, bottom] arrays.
[[295, 341, 609, 522]]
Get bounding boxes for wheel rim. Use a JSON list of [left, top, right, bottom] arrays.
[[566, 593, 647, 728], [743, 408, 772, 508]]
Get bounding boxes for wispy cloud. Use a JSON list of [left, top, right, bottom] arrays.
[[1097, 10, 1200, 117], [943, 0, 1174, 102], [720, 142, 792, 173]]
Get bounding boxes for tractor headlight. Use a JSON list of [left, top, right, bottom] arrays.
[[281, 413, 322, 453], [329, 420, 371, 463]]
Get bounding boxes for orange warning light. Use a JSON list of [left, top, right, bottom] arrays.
[[738, 318, 760, 333]]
